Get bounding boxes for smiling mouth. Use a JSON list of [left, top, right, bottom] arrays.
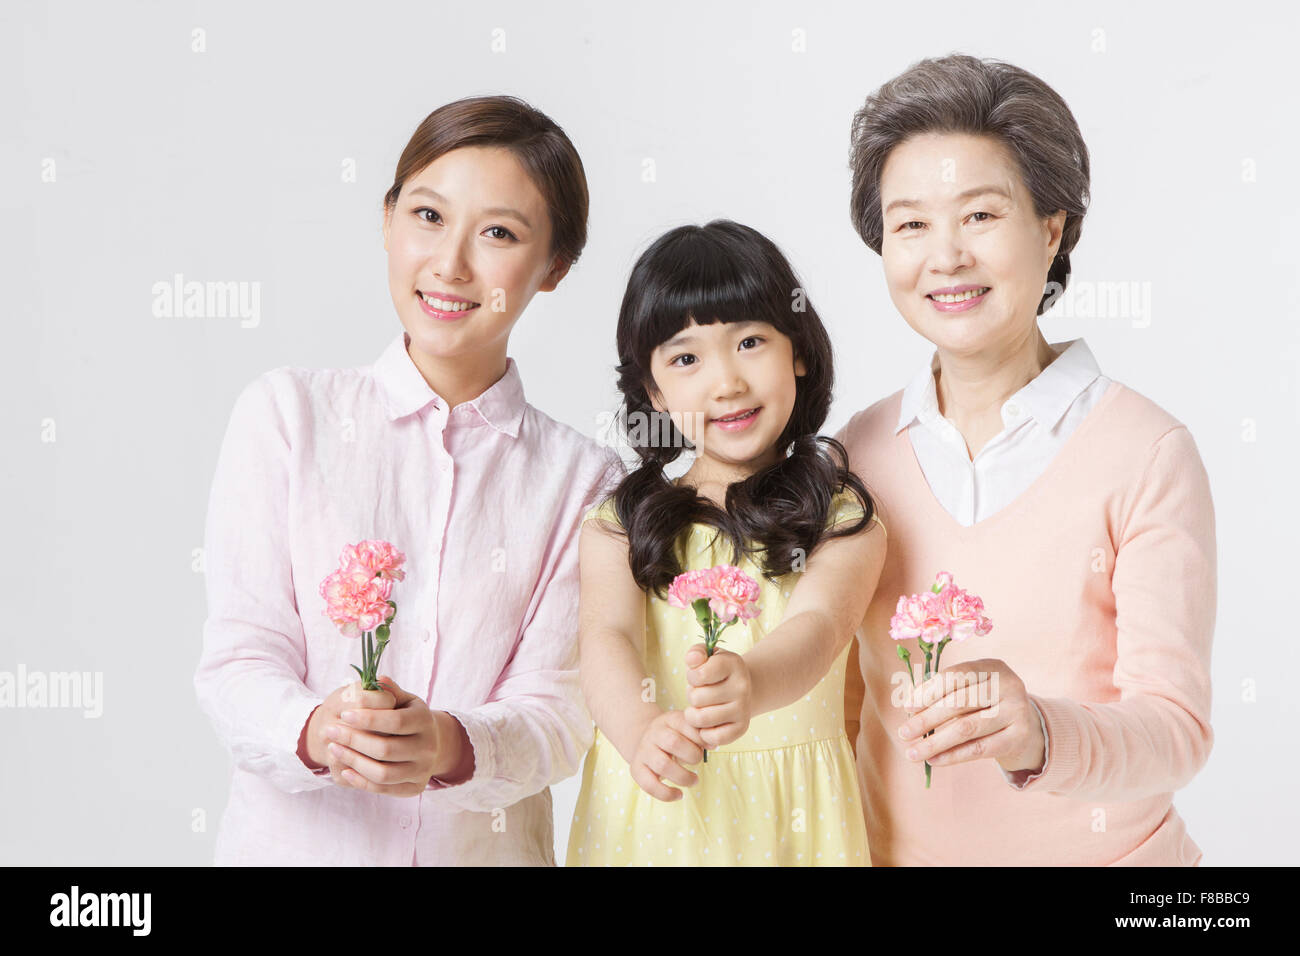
[[418, 291, 480, 312], [712, 407, 760, 423], [926, 287, 990, 303]]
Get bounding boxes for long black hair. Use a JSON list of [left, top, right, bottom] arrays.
[[606, 219, 877, 598]]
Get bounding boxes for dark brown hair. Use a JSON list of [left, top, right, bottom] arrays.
[[383, 95, 589, 268], [607, 220, 877, 598], [848, 54, 1090, 314]]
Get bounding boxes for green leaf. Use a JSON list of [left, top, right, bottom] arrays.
[[692, 598, 712, 631], [350, 664, 364, 679]]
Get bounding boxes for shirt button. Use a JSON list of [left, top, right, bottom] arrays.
[[399, 816, 411, 829], [422, 628, 431, 643], [1005, 401, 1020, 417], [440, 461, 451, 474]]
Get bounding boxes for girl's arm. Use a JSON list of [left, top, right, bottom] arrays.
[[745, 517, 887, 717], [576, 514, 661, 763]]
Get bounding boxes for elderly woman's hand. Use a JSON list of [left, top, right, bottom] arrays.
[[895, 658, 1045, 774]]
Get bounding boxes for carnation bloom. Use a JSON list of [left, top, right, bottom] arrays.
[[667, 565, 761, 624]]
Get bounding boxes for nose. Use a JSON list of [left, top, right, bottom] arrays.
[[429, 228, 471, 283], [928, 223, 974, 277], [712, 355, 748, 403]]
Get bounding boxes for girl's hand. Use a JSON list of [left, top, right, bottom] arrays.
[[683, 643, 752, 749], [325, 675, 471, 798], [896, 658, 1045, 775], [303, 679, 396, 777], [630, 708, 707, 802]]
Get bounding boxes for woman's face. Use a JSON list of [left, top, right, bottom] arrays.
[[382, 145, 567, 365], [878, 132, 1065, 360], [647, 318, 806, 479]]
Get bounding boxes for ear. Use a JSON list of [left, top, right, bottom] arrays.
[[382, 202, 392, 252], [794, 354, 807, 377], [1044, 209, 1067, 259], [537, 255, 572, 293]]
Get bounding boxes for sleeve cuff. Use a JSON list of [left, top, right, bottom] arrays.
[[284, 694, 334, 791], [425, 709, 491, 793], [1012, 694, 1082, 794], [1001, 697, 1050, 789]]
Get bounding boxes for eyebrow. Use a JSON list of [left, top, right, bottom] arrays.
[[407, 186, 533, 229], [660, 320, 766, 352], [883, 185, 1013, 215]]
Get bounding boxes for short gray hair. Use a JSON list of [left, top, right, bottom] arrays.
[[849, 55, 1090, 315]]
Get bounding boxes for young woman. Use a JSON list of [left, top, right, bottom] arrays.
[[194, 96, 622, 866]]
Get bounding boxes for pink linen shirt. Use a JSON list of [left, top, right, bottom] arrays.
[[194, 331, 624, 866]]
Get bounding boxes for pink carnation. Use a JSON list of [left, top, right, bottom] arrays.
[[339, 540, 406, 581], [320, 540, 404, 638], [941, 587, 993, 641], [889, 592, 949, 644], [667, 564, 761, 624]]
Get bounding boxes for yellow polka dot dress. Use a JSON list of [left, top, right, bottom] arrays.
[[566, 491, 881, 866]]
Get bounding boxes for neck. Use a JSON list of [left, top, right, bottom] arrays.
[[934, 325, 1058, 425], [404, 334, 508, 409], [681, 444, 783, 498]]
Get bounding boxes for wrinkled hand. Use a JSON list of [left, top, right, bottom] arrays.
[[896, 658, 1045, 774], [683, 643, 752, 750], [325, 674, 468, 798]]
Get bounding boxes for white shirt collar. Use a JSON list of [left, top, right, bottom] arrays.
[[895, 338, 1103, 435]]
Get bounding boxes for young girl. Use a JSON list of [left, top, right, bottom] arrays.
[[194, 96, 622, 866], [566, 220, 887, 866]]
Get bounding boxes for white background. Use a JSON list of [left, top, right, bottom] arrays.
[[1, 0, 1296, 865]]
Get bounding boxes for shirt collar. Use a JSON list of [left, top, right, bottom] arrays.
[[895, 337, 1102, 434], [372, 331, 527, 437]]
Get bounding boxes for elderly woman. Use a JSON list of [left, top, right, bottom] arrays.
[[837, 55, 1216, 865]]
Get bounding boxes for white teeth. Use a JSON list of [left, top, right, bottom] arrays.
[[717, 409, 756, 422], [930, 288, 989, 303], [421, 293, 477, 311]]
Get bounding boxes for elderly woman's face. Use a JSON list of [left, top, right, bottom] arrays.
[[878, 132, 1065, 358]]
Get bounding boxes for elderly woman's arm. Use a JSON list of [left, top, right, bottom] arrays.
[[1018, 424, 1216, 801]]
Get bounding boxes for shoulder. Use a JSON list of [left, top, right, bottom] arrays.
[[1101, 379, 1187, 439], [834, 389, 905, 452], [582, 495, 621, 529], [521, 404, 626, 485], [234, 358, 371, 422], [826, 488, 887, 539], [1090, 380, 1206, 478]]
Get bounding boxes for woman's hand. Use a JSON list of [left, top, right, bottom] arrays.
[[683, 643, 753, 750], [302, 679, 396, 777], [630, 708, 707, 802], [896, 658, 1045, 774], [323, 675, 472, 797]]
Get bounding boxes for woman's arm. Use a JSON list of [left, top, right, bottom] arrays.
[[1019, 425, 1216, 800], [193, 373, 335, 794], [575, 514, 662, 764], [745, 516, 887, 717]]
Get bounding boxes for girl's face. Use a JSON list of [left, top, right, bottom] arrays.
[[647, 318, 806, 480], [878, 132, 1065, 361], [383, 145, 568, 366]]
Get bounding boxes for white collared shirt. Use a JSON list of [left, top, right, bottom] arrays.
[[897, 338, 1113, 526], [894, 337, 1112, 787]]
